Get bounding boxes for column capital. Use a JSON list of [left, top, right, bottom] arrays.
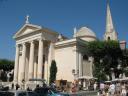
[[29, 40, 35, 44], [22, 42, 27, 45], [15, 44, 20, 48], [37, 38, 43, 41]]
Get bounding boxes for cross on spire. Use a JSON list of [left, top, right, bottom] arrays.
[[107, 0, 109, 4], [25, 15, 29, 24]]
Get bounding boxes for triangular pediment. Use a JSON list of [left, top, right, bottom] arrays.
[[13, 24, 42, 38]]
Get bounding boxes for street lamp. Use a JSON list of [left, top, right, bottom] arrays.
[[110, 68, 115, 80], [119, 41, 127, 78], [119, 41, 127, 67], [117, 60, 122, 78]]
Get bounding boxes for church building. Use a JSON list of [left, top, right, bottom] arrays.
[[13, 1, 118, 87]]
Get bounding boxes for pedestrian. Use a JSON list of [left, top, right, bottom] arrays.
[[11, 83, 14, 89], [15, 83, 20, 90], [109, 82, 115, 96], [115, 81, 121, 95], [27, 87, 31, 91], [71, 82, 76, 93], [100, 82, 105, 94], [51, 81, 56, 89], [94, 82, 97, 91], [121, 83, 126, 96]]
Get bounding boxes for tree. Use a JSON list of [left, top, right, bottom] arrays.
[[0, 59, 14, 81], [87, 40, 122, 81], [49, 60, 57, 84], [0, 59, 14, 71]]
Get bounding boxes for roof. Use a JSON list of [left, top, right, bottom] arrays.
[[75, 27, 96, 38], [13, 23, 59, 39]]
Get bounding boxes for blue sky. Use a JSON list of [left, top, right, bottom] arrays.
[[0, 0, 128, 60]]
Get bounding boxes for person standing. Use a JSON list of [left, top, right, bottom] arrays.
[[100, 82, 105, 94], [109, 83, 115, 96], [115, 81, 121, 95], [94, 82, 97, 91], [11, 83, 14, 89], [15, 83, 20, 90], [121, 83, 126, 96]]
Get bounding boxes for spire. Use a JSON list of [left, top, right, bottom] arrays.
[[106, 0, 115, 33], [104, 0, 118, 41], [25, 15, 29, 24]]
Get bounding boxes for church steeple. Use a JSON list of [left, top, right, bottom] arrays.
[[104, 0, 118, 41]]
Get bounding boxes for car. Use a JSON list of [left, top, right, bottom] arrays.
[[0, 90, 39, 96], [34, 87, 69, 96]]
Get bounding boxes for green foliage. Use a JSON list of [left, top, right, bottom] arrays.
[[87, 40, 122, 81], [88, 40, 121, 58], [0, 59, 14, 81], [124, 67, 128, 77], [0, 59, 14, 71], [49, 60, 57, 84], [93, 61, 107, 81]]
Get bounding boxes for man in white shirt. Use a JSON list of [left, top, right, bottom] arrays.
[[109, 83, 115, 95]]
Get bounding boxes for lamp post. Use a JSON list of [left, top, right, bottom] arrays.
[[117, 61, 122, 78], [110, 68, 115, 80], [119, 41, 127, 78]]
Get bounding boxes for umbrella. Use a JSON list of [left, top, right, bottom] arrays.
[[29, 78, 45, 82]]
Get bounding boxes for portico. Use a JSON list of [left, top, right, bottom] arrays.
[[14, 39, 45, 83], [13, 18, 58, 85]]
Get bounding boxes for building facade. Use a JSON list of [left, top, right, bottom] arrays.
[[13, 1, 118, 87]]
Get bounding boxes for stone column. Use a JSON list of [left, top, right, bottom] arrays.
[[89, 56, 93, 77], [14, 44, 20, 82], [76, 50, 79, 79], [79, 53, 82, 77], [47, 42, 54, 84], [37, 39, 43, 79], [44, 60, 48, 83], [28, 41, 35, 79], [20, 43, 27, 81]]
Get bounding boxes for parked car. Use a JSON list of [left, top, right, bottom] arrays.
[[0, 90, 39, 96], [34, 87, 69, 96]]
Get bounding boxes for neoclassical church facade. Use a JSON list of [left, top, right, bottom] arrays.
[[13, 2, 118, 86]]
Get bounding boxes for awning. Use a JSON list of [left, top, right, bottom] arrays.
[[29, 78, 45, 82], [78, 76, 96, 80]]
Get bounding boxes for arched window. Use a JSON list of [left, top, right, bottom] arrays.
[[107, 36, 111, 40], [83, 55, 88, 60]]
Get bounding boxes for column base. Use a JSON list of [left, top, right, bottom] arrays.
[[37, 73, 42, 79], [28, 72, 34, 80]]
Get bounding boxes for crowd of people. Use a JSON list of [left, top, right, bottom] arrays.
[[96, 81, 128, 96]]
